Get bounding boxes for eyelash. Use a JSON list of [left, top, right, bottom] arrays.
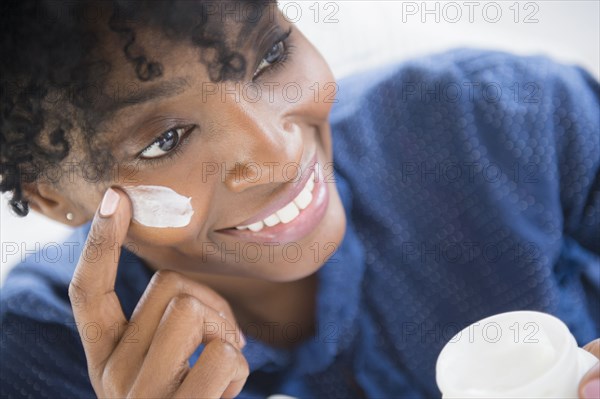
[[137, 126, 195, 167], [253, 27, 294, 81], [137, 27, 294, 166]]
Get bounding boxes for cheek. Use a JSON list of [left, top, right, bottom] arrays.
[[66, 180, 110, 220], [285, 43, 336, 120], [119, 184, 204, 247], [281, 47, 337, 124]]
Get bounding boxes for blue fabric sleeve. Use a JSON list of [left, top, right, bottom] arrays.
[[1, 313, 95, 398]]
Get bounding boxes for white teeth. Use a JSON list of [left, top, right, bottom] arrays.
[[277, 201, 300, 223], [234, 167, 318, 230], [263, 213, 281, 227], [247, 220, 264, 232], [293, 188, 312, 210]]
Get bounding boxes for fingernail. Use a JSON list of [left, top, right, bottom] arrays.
[[582, 379, 600, 399], [100, 188, 120, 217]]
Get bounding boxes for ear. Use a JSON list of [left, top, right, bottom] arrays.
[[22, 182, 89, 226]]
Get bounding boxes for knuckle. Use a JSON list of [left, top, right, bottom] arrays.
[[191, 283, 233, 317], [215, 340, 239, 362], [168, 294, 205, 317], [150, 269, 184, 290], [87, 220, 116, 254], [213, 296, 234, 316], [68, 278, 87, 306], [240, 366, 250, 382], [237, 352, 250, 379]]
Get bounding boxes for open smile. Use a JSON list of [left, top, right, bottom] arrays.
[[215, 151, 330, 244]]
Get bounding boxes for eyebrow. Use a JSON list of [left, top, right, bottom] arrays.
[[108, 77, 191, 112]]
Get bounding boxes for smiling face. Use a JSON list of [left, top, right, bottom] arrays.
[[53, 2, 347, 283]]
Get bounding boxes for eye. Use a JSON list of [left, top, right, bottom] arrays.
[[253, 38, 288, 79], [140, 127, 185, 159]]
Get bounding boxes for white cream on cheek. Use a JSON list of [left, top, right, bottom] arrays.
[[121, 185, 194, 228]]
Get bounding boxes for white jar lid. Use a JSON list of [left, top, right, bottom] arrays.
[[436, 310, 598, 398]]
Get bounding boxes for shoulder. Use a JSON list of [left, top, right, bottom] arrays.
[[330, 49, 599, 251], [1, 221, 152, 323], [0, 225, 94, 398], [330, 48, 599, 176], [0, 222, 152, 398], [331, 48, 598, 122]]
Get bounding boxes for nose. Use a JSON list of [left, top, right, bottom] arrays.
[[220, 101, 304, 193]]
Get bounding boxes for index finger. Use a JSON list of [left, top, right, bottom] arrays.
[[69, 187, 133, 369]]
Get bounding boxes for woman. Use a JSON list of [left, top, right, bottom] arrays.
[[1, 0, 599, 397]]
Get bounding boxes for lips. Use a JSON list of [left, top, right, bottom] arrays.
[[215, 158, 330, 244], [237, 168, 316, 231]]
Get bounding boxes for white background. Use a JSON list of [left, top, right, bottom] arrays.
[[2, 0, 599, 284]]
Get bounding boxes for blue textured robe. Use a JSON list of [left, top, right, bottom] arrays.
[[2, 49, 599, 398]]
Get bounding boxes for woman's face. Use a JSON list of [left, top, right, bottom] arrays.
[[61, 5, 346, 282]]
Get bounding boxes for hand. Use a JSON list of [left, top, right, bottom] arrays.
[[69, 187, 249, 398], [579, 339, 600, 399]]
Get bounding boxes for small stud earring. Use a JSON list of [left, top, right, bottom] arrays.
[[66, 212, 74, 221]]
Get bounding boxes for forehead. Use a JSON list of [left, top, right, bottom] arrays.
[[98, 1, 278, 74], [86, 0, 281, 116]]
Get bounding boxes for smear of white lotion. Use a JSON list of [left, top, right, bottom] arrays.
[[122, 185, 194, 228]]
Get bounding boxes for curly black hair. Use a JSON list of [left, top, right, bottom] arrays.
[[1, 0, 272, 216]]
